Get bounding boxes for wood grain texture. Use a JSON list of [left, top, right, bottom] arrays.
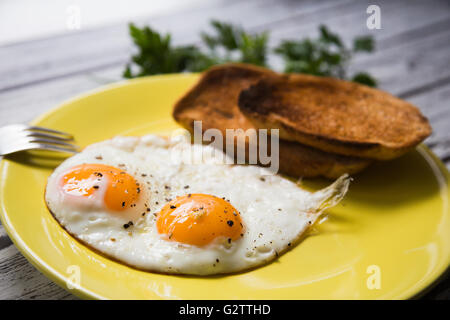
[[0, 0, 449, 300], [0, 0, 348, 92], [0, 245, 76, 300], [0, 227, 12, 250]]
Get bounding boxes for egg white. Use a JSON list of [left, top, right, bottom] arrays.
[[45, 134, 349, 275]]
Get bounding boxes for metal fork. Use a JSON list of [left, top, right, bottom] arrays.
[[0, 124, 79, 156]]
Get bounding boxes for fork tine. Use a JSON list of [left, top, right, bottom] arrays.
[[27, 138, 79, 149], [27, 126, 74, 139], [30, 143, 78, 154], [25, 131, 75, 141]]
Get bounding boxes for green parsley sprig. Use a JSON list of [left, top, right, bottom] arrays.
[[123, 23, 215, 77], [124, 21, 376, 87], [200, 20, 269, 67], [275, 25, 376, 86]]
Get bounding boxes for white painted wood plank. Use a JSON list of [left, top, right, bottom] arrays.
[[0, 226, 12, 250], [352, 31, 450, 96], [0, 244, 76, 299], [0, 0, 344, 91], [408, 82, 450, 162], [268, 0, 450, 46], [0, 68, 123, 127], [0, 0, 208, 45], [2, 0, 449, 95], [0, 2, 448, 122]]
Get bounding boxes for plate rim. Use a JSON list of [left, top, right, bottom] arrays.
[[0, 74, 449, 300]]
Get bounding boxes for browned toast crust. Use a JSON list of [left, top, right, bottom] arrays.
[[238, 74, 431, 160], [173, 64, 371, 178]]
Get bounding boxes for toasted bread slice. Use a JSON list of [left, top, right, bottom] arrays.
[[173, 63, 371, 178], [238, 74, 431, 160]]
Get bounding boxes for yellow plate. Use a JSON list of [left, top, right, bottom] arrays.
[[1, 74, 449, 300]]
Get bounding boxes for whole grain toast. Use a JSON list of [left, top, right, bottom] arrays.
[[238, 74, 431, 160], [173, 63, 371, 178]]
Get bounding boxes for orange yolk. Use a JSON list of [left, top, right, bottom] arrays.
[[61, 164, 141, 211], [156, 194, 244, 246]]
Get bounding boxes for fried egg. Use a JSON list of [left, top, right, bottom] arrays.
[[45, 134, 349, 275]]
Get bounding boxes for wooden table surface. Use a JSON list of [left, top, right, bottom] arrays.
[[0, 0, 449, 299]]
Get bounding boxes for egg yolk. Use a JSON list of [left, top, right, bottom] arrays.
[[156, 194, 244, 246], [60, 164, 141, 211]]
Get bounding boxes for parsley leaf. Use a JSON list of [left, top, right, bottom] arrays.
[[319, 25, 344, 48], [201, 20, 241, 51], [352, 72, 377, 87], [200, 20, 268, 66], [353, 36, 375, 52], [124, 23, 213, 78], [274, 25, 377, 86], [124, 21, 268, 77], [124, 21, 376, 87]]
